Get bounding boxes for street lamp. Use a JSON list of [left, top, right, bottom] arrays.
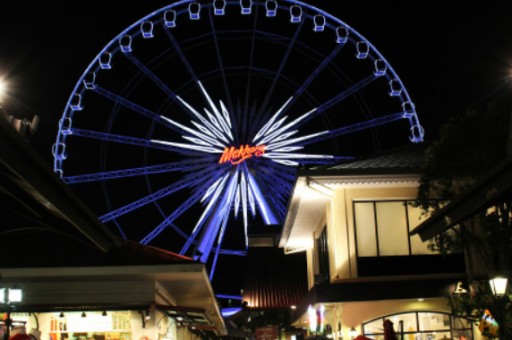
[[489, 276, 508, 297]]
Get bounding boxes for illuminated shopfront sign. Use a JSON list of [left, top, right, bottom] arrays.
[[219, 145, 266, 165]]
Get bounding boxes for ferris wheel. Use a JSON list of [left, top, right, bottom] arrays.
[[53, 0, 424, 280]]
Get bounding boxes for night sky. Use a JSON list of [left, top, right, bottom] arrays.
[[2, 1, 512, 290], [1, 1, 511, 160]]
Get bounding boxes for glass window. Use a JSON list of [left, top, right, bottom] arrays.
[[390, 313, 418, 333], [418, 312, 450, 331], [363, 312, 473, 340], [354, 200, 447, 257], [354, 202, 377, 256], [376, 202, 409, 256], [408, 204, 432, 254], [362, 317, 383, 335]]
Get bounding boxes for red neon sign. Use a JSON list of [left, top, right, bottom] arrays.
[[219, 145, 266, 165]]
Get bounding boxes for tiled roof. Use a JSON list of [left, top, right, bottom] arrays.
[[327, 144, 426, 172], [108, 239, 194, 265], [243, 248, 307, 309]]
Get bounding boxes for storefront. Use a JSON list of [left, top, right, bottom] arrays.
[[0, 264, 226, 340], [4, 309, 206, 340]]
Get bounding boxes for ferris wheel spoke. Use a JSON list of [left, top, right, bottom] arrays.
[[99, 165, 222, 223], [122, 52, 189, 110], [209, 213, 231, 281], [289, 43, 345, 108], [140, 167, 229, 245], [246, 170, 281, 224], [62, 158, 215, 184], [300, 111, 406, 146], [260, 168, 294, 195], [181, 173, 233, 255], [243, 7, 259, 118], [194, 170, 239, 263], [258, 168, 293, 207], [162, 23, 199, 83], [92, 86, 181, 133], [315, 74, 378, 115], [256, 19, 306, 126], [69, 128, 195, 155], [206, 8, 235, 120]]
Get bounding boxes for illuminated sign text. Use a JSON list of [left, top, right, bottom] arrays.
[[219, 145, 266, 165]]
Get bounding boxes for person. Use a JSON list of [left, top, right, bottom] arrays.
[[8, 327, 31, 340]]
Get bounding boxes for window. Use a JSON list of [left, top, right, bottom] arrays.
[[363, 311, 473, 339], [314, 226, 330, 284], [354, 200, 432, 257]]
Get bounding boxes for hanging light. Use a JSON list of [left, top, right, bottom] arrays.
[[489, 276, 508, 297], [81, 312, 87, 318], [349, 327, 358, 339]]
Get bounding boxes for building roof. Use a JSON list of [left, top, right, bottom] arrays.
[[301, 144, 427, 176], [1, 114, 119, 262]]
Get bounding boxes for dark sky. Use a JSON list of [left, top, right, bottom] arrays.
[[2, 1, 512, 161], [2, 1, 512, 294]]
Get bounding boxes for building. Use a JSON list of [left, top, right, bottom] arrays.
[[279, 146, 480, 339], [0, 113, 227, 339]]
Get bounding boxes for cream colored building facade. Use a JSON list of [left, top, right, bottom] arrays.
[[280, 153, 482, 339]]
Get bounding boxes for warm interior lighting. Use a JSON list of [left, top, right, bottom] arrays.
[[489, 277, 508, 297], [0, 287, 23, 304], [8, 287, 22, 303], [349, 327, 358, 339], [0, 79, 6, 101]]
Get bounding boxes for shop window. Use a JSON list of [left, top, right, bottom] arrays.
[[362, 311, 473, 339]]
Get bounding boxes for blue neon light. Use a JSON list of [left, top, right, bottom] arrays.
[[53, 0, 426, 282]]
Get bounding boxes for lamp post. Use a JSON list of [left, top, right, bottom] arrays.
[[489, 277, 508, 297], [488, 276, 509, 339], [1, 287, 23, 340]]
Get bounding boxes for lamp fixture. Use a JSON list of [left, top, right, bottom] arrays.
[[0, 286, 23, 304], [349, 327, 358, 339], [102, 311, 107, 317], [81, 312, 87, 318], [489, 276, 508, 297], [59, 312, 65, 318]]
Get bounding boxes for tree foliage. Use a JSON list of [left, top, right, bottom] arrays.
[[416, 100, 510, 212], [415, 100, 512, 338]]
